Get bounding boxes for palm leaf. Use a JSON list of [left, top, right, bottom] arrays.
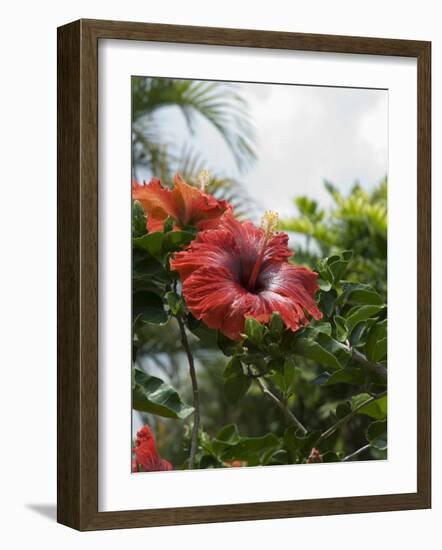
[[132, 77, 256, 172]]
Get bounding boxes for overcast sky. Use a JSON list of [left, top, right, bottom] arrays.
[[137, 80, 388, 220]]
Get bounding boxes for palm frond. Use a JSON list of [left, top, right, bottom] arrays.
[[132, 77, 257, 172]]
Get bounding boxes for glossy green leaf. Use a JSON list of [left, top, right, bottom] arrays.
[[132, 249, 171, 294], [335, 401, 352, 419], [223, 356, 251, 404], [212, 424, 241, 455], [133, 291, 169, 324], [269, 312, 284, 338], [366, 319, 388, 362], [166, 291, 183, 315], [366, 420, 387, 450], [292, 336, 342, 371], [321, 451, 341, 463], [222, 433, 280, 461], [345, 305, 384, 334], [326, 367, 365, 386], [352, 393, 387, 420], [346, 287, 384, 306], [334, 315, 348, 342], [133, 232, 165, 261], [132, 369, 194, 419], [244, 317, 265, 345], [186, 315, 219, 347], [132, 200, 147, 237], [134, 230, 194, 263]]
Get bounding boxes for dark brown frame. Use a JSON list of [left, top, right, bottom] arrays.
[[57, 18, 431, 531]]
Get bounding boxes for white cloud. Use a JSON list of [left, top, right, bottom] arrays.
[[135, 79, 388, 220]]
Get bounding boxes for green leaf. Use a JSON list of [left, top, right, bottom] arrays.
[[187, 315, 219, 347], [321, 451, 341, 463], [244, 317, 265, 345], [345, 286, 384, 306], [217, 332, 238, 356], [133, 232, 165, 261], [335, 401, 352, 419], [334, 315, 348, 342], [326, 367, 365, 386], [132, 200, 147, 237], [269, 312, 284, 338], [166, 291, 183, 315], [212, 424, 241, 455], [283, 428, 321, 462], [319, 289, 338, 317], [223, 356, 251, 404], [366, 319, 388, 362], [318, 278, 332, 291], [133, 291, 169, 324], [292, 336, 342, 371], [328, 259, 348, 283], [309, 321, 332, 336], [222, 433, 280, 462], [132, 249, 171, 294], [132, 369, 194, 419], [134, 230, 194, 263], [216, 424, 241, 444], [272, 358, 297, 396], [345, 305, 384, 334], [352, 393, 387, 420], [163, 230, 194, 251], [366, 420, 387, 450]]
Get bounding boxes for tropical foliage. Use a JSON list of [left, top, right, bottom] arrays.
[[131, 175, 387, 471], [130, 76, 387, 472]]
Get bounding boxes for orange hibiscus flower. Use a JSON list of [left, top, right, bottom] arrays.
[[132, 173, 230, 233]]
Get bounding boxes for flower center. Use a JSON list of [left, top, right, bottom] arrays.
[[247, 210, 279, 290]]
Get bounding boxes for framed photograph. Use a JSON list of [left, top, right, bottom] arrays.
[[57, 19, 431, 531]]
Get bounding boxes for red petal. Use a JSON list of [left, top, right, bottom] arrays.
[[182, 266, 249, 339], [132, 178, 180, 231], [132, 425, 173, 472], [172, 174, 230, 228], [171, 228, 238, 281], [258, 263, 322, 329]]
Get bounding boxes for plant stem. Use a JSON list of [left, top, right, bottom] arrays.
[[255, 376, 307, 435], [315, 391, 387, 447], [340, 341, 387, 381], [342, 444, 371, 462], [350, 348, 388, 380], [177, 315, 200, 469]]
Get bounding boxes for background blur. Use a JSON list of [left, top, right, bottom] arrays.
[[132, 76, 388, 467]]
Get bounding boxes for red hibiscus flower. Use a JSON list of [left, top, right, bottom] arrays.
[[132, 172, 230, 232], [132, 425, 173, 473], [171, 211, 322, 340]]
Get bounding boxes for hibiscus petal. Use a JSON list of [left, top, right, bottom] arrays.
[[259, 262, 322, 324], [171, 229, 240, 281], [182, 266, 249, 339], [172, 174, 229, 229], [132, 425, 173, 472], [132, 178, 180, 231]]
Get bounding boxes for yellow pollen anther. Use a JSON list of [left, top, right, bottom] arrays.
[[197, 169, 210, 191], [261, 210, 279, 238]]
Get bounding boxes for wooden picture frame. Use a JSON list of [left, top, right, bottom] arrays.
[[57, 19, 431, 531]]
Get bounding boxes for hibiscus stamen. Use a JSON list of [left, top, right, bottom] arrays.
[[247, 210, 279, 290], [197, 169, 210, 191]]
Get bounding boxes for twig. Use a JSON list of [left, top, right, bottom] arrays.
[[349, 348, 388, 381], [315, 391, 387, 447], [255, 376, 307, 435], [177, 315, 200, 469], [342, 444, 371, 462]]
